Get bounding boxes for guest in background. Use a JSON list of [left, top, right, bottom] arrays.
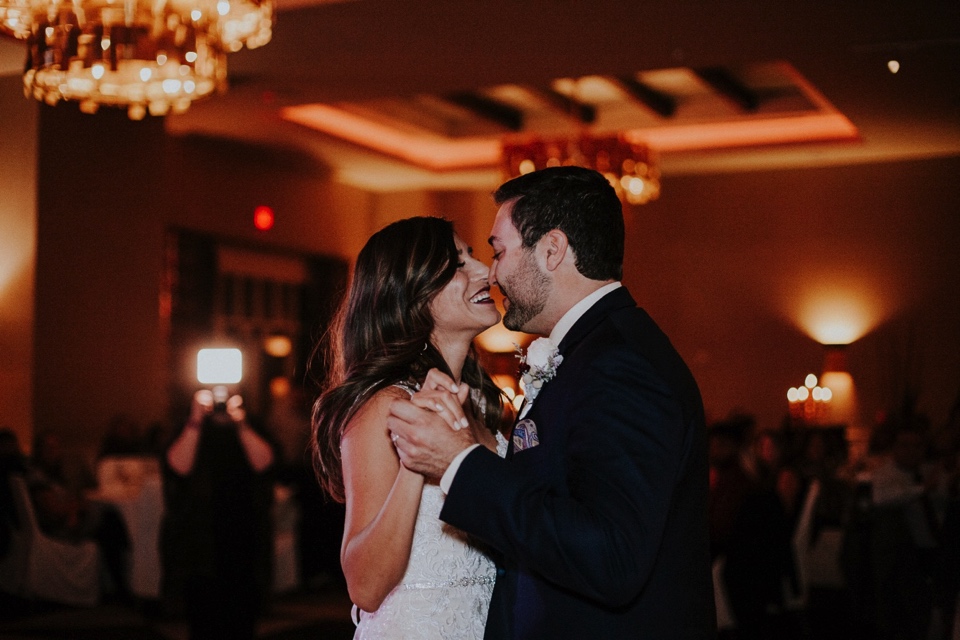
[[867, 427, 940, 640], [160, 390, 276, 640], [98, 414, 146, 459], [749, 429, 804, 527], [24, 430, 132, 601], [710, 418, 794, 640], [266, 377, 344, 589]]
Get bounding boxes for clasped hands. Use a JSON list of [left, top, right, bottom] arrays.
[[387, 369, 478, 479]]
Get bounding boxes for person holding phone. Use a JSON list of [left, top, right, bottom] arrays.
[[160, 390, 276, 640]]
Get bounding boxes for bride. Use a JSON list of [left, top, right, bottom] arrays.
[[311, 217, 508, 639]]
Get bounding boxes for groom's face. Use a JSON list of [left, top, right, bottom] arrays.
[[488, 201, 549, 333]]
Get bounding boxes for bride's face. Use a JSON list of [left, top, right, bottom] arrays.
[[429, 234, 501, 341]]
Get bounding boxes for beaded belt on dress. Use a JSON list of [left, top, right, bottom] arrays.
[[401, 575, 495, 590]]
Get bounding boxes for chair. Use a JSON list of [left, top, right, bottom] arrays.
[[786, 479, 845, 610], [0, 475, 100, 607]]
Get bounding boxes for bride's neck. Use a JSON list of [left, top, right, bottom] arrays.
[[431, 334, 470, 383]]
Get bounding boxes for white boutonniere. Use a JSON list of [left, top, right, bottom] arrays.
[[516, 338, 563, 403]]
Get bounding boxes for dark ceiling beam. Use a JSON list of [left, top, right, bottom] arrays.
[[695, 67, 761, 112], [442, 92, 524, 131], [531, 87, 596, 124], [615, 76, 677, 118]]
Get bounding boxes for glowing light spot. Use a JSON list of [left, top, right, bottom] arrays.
[[805, 373, 818, 389], [626, 176, 645, 195], [787, 387, 799, 403], [185, 51, 198, 63], [156, 54, 167, 65], [190, 9, 202, 20], [887, 60, 900, 74], [217, 0, 230, 15], [821, 387, 833, 402], [518, 159, 535, 174], [139, 68, 152, 82], [91, 64, 105, 80], [796, 386, 809, 402], [101, 37, 111, 51], [162, 79, 181, 94], [253, 205, 274, 231], [263, 334, 292, 358]]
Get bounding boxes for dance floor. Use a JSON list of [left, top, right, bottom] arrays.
[[0, 583, 356, 640]]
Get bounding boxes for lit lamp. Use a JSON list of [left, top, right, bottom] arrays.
[[1, 0, 272, 119], [787, 373, 832, 424], [819, 344, 858, 427]]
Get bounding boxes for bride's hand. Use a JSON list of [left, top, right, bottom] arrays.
[[412, 368, 470, 431]]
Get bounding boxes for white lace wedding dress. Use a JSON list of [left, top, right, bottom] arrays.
[[351, 428, 508, 639]]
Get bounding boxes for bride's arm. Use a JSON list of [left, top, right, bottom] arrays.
[[340, 387, 425, 613]]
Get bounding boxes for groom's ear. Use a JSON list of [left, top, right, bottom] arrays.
[[540, 229, 568, 272]]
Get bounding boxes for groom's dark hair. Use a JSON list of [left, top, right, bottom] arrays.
[[494, 166, 624, 281]]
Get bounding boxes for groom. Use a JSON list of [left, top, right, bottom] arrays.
[[389, 166, 715, 639]]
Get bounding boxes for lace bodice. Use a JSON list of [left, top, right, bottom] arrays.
[[352, 429, 508, 639]]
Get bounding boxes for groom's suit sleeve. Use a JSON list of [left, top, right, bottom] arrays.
[[440, 342, 695, 606]]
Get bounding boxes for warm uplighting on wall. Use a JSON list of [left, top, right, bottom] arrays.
[[792, 285, 884, 346], [476, 321, 529, 354], [0, 0, 272, 118]]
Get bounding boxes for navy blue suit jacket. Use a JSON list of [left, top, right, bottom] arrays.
[[441, 287, 716, 639]]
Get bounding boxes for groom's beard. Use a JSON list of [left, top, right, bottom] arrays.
[[501, 250, 549, 332]]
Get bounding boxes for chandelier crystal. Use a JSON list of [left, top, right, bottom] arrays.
[[1, 0, 272, 119], [501, 134, 661, 205]]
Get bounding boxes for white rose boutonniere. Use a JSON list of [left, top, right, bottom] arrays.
[[516, 338, 563, 404]]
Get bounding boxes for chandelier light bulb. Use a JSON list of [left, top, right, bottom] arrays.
[[3, 0, 272, 118]]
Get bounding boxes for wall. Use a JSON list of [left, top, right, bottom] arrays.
[[33, 105, 168, 450], [624, 156, 960, 432], [0, 77, 37, 447]]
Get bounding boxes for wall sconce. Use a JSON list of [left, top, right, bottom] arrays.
[[787, 373, 832, 424]]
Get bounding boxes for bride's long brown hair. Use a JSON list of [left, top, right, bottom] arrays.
[[310, 217, 504, 503]]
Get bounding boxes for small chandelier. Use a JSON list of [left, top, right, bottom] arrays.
[[0, 0, 272, 119], [501, 133, 661, 205]]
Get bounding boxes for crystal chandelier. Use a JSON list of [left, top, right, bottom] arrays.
[[0, 0, 272, 119], [501, 134, 661, 205]]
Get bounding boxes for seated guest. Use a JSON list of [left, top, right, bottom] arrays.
[[868, 427, 940, 640], [26, 430, 131, 600]]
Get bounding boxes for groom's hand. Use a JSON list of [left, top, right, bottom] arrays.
[[388, 398, 476, 479]]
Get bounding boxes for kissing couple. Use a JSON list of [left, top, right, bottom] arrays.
[[311, 166, 716, 639]]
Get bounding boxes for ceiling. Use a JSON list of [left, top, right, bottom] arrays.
[[2, 0, 958, 191]]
